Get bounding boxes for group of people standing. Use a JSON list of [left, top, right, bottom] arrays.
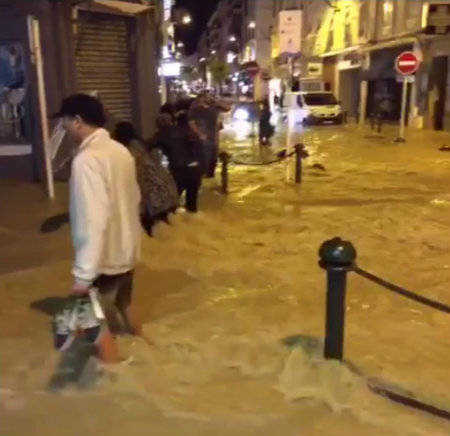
[[52, 91, 229, 342], [111, 91, 230, 235]]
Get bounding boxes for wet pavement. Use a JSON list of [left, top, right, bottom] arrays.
[[1, 123, 450, 435]]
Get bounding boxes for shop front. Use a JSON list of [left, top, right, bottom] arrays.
[[426, 36, 450, 131], [362, 44, 415, 121], [0, 0, 159, 193], [0, 1, 73, 184]]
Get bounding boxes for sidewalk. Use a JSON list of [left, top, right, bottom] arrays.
[[0, 181, 70, 275]]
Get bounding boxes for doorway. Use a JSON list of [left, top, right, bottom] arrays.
[[431, 56, 448, 131]]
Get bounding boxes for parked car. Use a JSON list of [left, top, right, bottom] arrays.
[[285, 91, 344, 125], [231, 101, 260, 123]]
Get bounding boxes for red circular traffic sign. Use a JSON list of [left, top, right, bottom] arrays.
[[242, 61, 260, 78], [395, 51, 420, 76]]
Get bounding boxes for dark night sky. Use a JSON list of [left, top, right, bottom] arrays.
[[176, 0, 220, 55]]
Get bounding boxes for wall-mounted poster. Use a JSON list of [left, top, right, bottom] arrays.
[[0, 43, 27, 143]]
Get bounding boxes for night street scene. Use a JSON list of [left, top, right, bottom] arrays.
[[2, 0, 450, 435]]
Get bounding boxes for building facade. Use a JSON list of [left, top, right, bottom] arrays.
[[198, 0, 450, 131], [0, 0, 160, 188], [273, 0, 450, 130]]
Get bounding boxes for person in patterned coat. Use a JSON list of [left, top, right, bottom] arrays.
[[112, 122, 179, 235]]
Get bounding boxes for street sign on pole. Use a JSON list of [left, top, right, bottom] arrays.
[[395, 51, 420, 76], [243, 61, 260, 78], [279, 10, 302, 54], [394, 52, 420, 143]]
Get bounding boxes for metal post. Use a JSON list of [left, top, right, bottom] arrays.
[[359, 80, 368, 127], [28, 16, 55, 199], [319, 238, 357, 361], [377, 115, 382, 133], [294, 143, 308, 185], [219, 152, 229, 195], [394, 77, 408, 143], [294, 144, 302, 184]]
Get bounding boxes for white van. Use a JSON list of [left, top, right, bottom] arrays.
[[285, 91, 343, 125]]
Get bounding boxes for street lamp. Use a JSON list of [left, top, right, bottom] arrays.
[[177, 41, 184, 48], [229, 35, 237, 42], [248, 21, 256, 29], [211, 49, 217, 55], [182, 14, 192, 25]]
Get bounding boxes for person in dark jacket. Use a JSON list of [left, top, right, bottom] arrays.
[[151, 112, 204, 213], [259, 99, 274, 146], [113, 121, 179, 235]]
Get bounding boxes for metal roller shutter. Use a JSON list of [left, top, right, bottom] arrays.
[[75, 12, 133, 121]]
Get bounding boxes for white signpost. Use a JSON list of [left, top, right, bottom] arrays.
[[279, 10, 302, 183], [279, 10, 302, 54], [394, 51, 420, 143]]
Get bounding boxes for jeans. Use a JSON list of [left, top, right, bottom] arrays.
[[172, 166, 203, 212], [203, 142, 218, 178]]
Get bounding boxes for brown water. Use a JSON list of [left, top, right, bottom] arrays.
[[1, 124, 450, 435]]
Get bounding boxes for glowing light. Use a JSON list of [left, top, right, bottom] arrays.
[[182, 14, 192, 25], [234, 108, 249, 121], [383, 1, 393, 15], [248, 21, 256, 29], [227, 52, 237, 63], [161, 62, 181, 77]]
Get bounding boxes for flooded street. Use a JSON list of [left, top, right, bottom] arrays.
[[1, 124, 450, 435]]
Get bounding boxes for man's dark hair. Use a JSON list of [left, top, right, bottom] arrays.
[[53, 93, 106, 127], [156, 113, 173, 129]]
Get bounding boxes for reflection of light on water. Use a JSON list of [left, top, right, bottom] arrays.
[[431, 198, 450, 206], [234, 108, 249, 121], [236, 184, 262, 201], [233, 120, 253, 141]]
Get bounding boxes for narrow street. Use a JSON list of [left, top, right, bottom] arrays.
[[1, 124, 450, 435]]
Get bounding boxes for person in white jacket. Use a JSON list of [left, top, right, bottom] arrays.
[[54, 94, 141, 334]]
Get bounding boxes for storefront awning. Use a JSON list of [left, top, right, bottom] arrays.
[[361, 37, 417, 53], [77, 0, 152, 16], [360, 44, 414, 80]]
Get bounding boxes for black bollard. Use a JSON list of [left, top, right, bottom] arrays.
[[294, 144, 309, 185], [376, 115, 383, 133], [219, 151, 230, 195], [319, 237, 357, 361]]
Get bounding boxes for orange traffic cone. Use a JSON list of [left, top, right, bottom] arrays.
[[97, 326, 120, 363], [89, 288, 120, 363]]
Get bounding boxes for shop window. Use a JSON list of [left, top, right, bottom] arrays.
[[381, 0, 394, 36], [0, 43, 27, 145], [405, 0, 422, 30], [359, 0, 369, 41]]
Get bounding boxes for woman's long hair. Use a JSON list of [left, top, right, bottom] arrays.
[[113, 121, 146, 147]]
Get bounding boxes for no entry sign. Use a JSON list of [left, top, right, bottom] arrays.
[[242, 61, 260, 78], [395, 51, 420, 76]]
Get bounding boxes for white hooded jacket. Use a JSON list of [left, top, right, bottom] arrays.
[[70, 128, 141, 285]]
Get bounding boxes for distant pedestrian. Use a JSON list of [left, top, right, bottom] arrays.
[[152, 112, 204, 213], [54, 93, 141, 335], [112, 121, 179, 236], [160, 100, 177, 122], [188, 92, 221, 178], [259, 100, 274, 146]]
